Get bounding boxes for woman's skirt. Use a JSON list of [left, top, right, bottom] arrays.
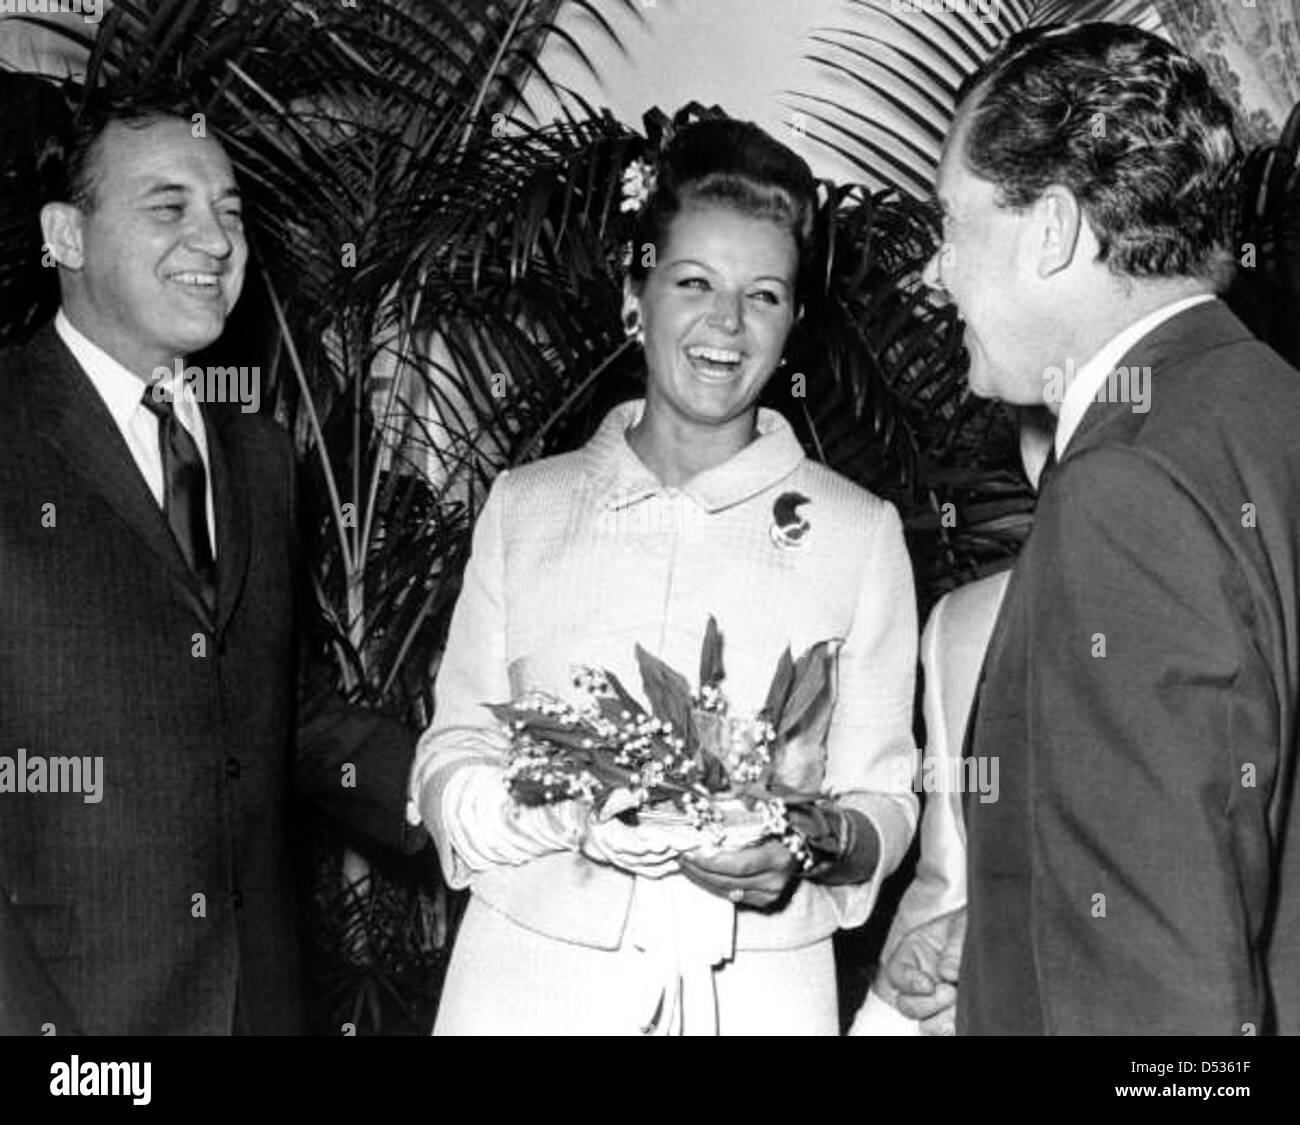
[[433, 893, 839, 1036]]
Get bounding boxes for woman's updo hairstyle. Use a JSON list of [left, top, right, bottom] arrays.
[[626, 112, 820, 306]]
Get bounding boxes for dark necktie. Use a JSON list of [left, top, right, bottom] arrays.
[[1036, 447, 1059, 494], [141, 389, 217, 614]]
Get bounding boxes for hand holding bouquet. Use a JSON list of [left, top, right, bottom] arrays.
[[489, 618, 843, 868]]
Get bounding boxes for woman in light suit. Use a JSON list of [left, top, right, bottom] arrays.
[[410, 116, 920, 1036]]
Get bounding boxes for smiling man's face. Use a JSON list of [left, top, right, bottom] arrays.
[[924, 107, 1054, 405], [57, 116, 246, 379]]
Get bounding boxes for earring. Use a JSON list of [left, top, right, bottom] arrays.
[[624, 311, 644, 344], [778, 357, 788, 369]]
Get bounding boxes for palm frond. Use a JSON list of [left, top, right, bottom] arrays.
[[791, 0, 1159, 608]]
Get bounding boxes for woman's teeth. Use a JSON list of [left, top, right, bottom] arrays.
[[686, 345, 744, 376]]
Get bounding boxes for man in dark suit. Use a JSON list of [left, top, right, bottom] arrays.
[[0, 97, 421, 1034], [911, 24, 1300, 1034]]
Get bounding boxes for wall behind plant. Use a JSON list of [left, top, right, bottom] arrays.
[[523, 0, 871, 185], [522, 0, 1167, 192]]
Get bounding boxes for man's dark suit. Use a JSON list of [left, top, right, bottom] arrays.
[[961, 300, 1300, 1035], [0, 324, 416, 1035]]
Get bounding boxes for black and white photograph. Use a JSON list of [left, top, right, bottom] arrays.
[[1, 0, 1298, 1095]]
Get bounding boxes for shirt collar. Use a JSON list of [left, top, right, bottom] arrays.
[[580, 399, 806, 513], [54, 308, 206, 437], [1054, 293, 1215, 459], [54, 308, 152, 433]]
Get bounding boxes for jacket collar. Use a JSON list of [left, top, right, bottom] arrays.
[[18, 321, 250, 632], [1053, 293, 1215, 459], [579, 399, 806, 514], [1063, 298, 1257, 463]]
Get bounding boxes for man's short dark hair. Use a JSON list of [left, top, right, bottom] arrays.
[[955, 23, 1241, 289], [60, 88, 200, 210]]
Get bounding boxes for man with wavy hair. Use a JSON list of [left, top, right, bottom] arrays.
[[915, 23, 1300, 1034]]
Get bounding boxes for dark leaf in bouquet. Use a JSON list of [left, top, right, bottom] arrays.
[[760, 647, 796, 723], [763, 780, 823, 806], [576, 753, 639, 792], [591, 695, 633, 727], [514, 714, 605, 752], [769, 730, 829, 794], [601, 669, 648, 719], [770, 640, 842, 793], [777, 639, 841, 738], [635, 643, 696, 747], [698, 615, 725, 689], [507, 762, 591, 805], [485, 702, 520, 727], [698, 747, 729, 793], [689, 708, 726, 761], [507, 777, 555, 806], [645, 778, 700, 806], [508, 750, 638, 808]]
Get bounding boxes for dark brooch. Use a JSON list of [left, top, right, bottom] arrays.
[[770, 491, 811, 549]]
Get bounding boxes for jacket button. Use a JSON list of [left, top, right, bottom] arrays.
[[225, 757, 241, 779]]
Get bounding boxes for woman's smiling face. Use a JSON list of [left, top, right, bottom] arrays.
[[628, 201, 799, 430]]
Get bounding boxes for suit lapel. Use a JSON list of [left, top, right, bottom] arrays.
[[204, 406, 252, 636], [24, 325, 215, 628]]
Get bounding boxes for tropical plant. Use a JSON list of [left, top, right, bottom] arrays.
[[1233, 97, 1300, 370], [0, 70, 70, 345]]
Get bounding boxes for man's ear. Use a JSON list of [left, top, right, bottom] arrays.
[[40, 203, 86, 270], [1033, 184, 1083, 279]]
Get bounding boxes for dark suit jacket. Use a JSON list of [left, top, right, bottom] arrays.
[[961, 300, 1300, 1035], [0, 324, 419, 1035]]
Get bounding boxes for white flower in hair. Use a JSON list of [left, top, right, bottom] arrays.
[[619, 157, 657, 214]]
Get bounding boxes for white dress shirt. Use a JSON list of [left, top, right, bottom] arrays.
[[55, 309, 217, 555], [1054, 293, 1215, 459]]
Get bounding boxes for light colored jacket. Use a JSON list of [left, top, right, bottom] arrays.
[[867, 569, 1009, 1019], [410, 400, 919, 951]]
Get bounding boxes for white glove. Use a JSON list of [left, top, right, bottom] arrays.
[[439, 763, 586, 872], [580, 816, 683, 879]]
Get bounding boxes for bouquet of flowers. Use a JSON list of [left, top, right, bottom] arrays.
[[488, 618, 841, 865]]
